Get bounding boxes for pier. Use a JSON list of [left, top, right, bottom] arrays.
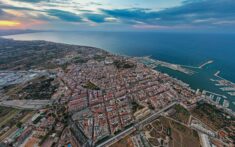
[[214, 70, 228, 81], [203, 90, 227, 99], [181, 60, 213, 69], [135, 56, 195, 75], [138, 58, 213, 75], [214, 71, 220, 77], [198, 60, 213, 68], [213, 71, 235, 96]]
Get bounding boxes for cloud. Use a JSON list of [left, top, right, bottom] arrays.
[[47, 9, 82, 22], [0, 0, 235, 31], [0, 9, 3, 14], [0, 8, 11, 19], [3, 9, 25, 17], [104, 17, 119, 22], [102, 8, 153, 20], [0, 3, 38, 11], [84, 13, 106, 23], [156, 0, 235, 20], [12, 0, 48, 3], [102, 0, 235, 26], [89, 2, 102, 6]]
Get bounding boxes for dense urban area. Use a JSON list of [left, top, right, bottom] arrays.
[[0, 38, 234, 147]]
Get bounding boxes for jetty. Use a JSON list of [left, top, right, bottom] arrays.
[[223, 100, 230, 108], [181, 60, 213, 69], [214, 71, 220, 77], [213, 71, 235, 96], [135, 56, 195, 75], [203, 90, 227, 99], [199, 60, 213, 68], [220, 87, 235, 91], [228, 92, 235, 96], [214, 70, 227, 81]]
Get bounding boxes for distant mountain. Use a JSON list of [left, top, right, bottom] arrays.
[[0, 29, 44, 36]]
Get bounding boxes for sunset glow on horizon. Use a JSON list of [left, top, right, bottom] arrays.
[[0, 0, 234, 32], [0, 20, 21, 27]]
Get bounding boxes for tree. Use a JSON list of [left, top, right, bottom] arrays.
[[16, 122, 22, 128]]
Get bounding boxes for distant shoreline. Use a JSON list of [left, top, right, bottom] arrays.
[[2, 32, 235, 111]]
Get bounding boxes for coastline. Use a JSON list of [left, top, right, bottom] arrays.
[[3, 32, 235, 83], [2, 34, 235, 111], [0, 37, 234, 147]]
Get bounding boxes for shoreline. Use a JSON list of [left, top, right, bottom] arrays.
[[0, 37, 235, 147], [3, 34, 235, 84], [136, 56, 234, 111], [1, 37, 234, 111]]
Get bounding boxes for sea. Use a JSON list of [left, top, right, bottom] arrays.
[[3, 31, 235, 111]]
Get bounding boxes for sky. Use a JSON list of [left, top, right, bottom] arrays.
[[0, 0, 235, 32]]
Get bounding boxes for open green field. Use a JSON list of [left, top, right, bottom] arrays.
[[3, 76, 59, 100], [82, 81, 100, 90], [0, 106, 20, 128], [0, 106, 34, 141], [144, 117, 200, 147], [192, 102, 234, 131], [170, 104, 190, 124], [110, 135, 135, 147]]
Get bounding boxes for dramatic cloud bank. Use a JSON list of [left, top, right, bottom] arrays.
[[0, 0, 234, 31]]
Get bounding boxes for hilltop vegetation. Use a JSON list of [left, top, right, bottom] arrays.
[[192, 102, 234, 130], [2, 76, 59, 100]]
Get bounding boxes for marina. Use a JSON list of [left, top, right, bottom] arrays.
[[4, 31, 235, 111], [216, 97, 221, 104], [220, 87, 235, 91], [223, 100, 230, 108], [228, 92, 235, 96], [137, 55, 235, 111], [201, 90, 226, 99], [212, 71, 235, 96], [202, 90, 231, 109], [137, 56, 235, 111]]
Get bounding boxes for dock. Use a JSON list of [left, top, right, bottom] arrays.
[[213, 71, 235, 96], [203, 90, 227, 99], [181, 60, 213, 69], [135, 56, 195, 75], [198, 60, 213, 69]]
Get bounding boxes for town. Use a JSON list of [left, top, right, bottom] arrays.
[[0, 39, 234, 147]]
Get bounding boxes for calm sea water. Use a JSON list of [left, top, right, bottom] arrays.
[[4, 31, 235, 110]]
